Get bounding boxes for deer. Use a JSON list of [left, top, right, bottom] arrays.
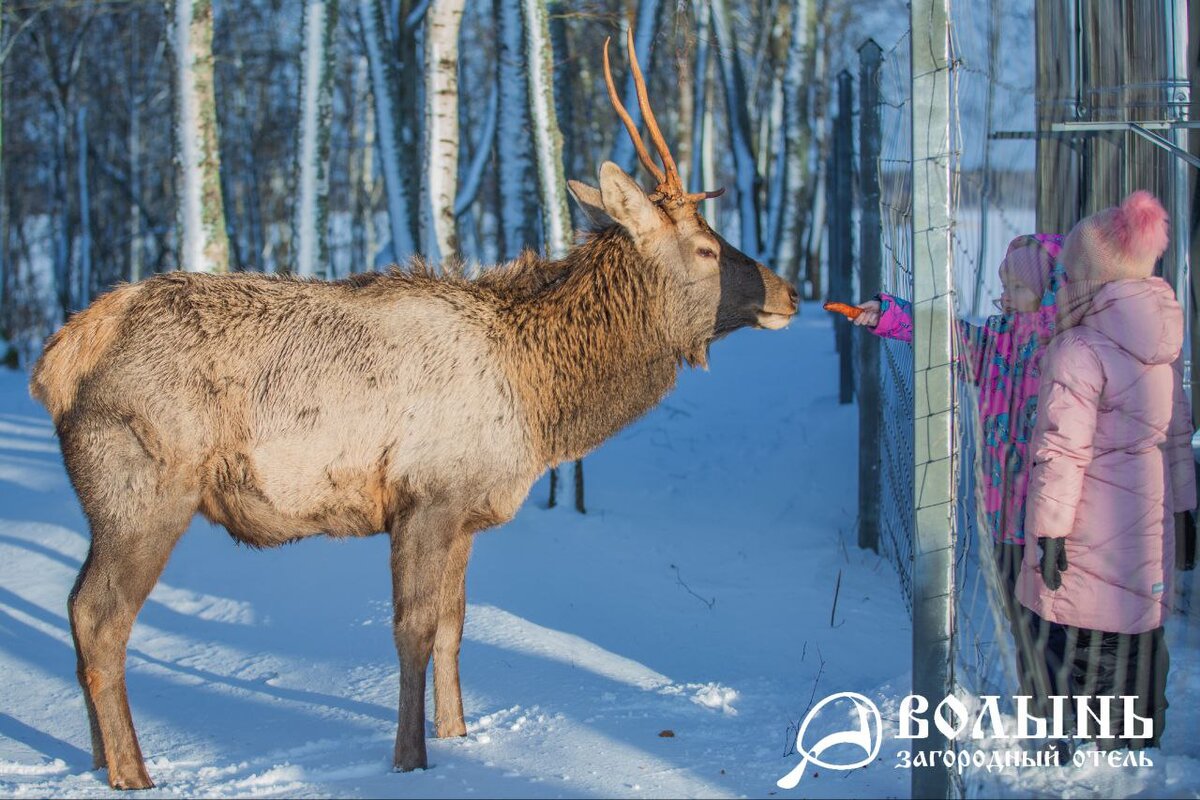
[[28, 30, 798, 790]]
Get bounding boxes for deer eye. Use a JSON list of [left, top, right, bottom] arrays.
[[697, 247, 718, 260]]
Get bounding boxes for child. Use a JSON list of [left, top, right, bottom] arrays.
[[1018, 191, 1195, 751], [854, 236, 1065, 544], [850, 233, 1065, 698]]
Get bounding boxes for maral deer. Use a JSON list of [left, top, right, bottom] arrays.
[[30, 30, 797, 789]]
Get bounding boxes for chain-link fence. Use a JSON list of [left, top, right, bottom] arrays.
[[831, 1, 1198, 797]]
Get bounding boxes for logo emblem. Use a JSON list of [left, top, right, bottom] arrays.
[[777, 691, 883, 789]]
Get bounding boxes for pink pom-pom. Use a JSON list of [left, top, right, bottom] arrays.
[[1108, 190, 1169, 263]]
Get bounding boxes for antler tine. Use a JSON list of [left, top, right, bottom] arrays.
[[625, 27, 684, 197], [603, 36, 666, 187], [685, 187, 726, 202]]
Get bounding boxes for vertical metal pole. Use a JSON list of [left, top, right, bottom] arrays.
[[1167, 0, 1191, 402], [858, 40, 883, 552], [1035, 0, 1082, 233], [910, 0, 956, 798], [835, 70, 855, 405]]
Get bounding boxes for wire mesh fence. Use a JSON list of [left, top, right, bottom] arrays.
[[836, 1, 1198, 796], [874, 31, 916, 611]]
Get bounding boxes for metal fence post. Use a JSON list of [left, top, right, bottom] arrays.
[[858, 39, 883, 552], [910, 0, 956, 797], [833, 69, 855, 405]]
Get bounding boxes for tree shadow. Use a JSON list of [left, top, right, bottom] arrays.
[[0, 712, 91, 769]]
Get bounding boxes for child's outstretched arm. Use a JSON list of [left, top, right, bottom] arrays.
[[835, 294, 912, 342]]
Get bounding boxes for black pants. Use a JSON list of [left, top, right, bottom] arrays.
[[992, 542, 1043, 701], [1024, 612, 1169, 750]]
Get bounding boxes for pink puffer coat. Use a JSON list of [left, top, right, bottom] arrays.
[[1017, 278, 1196, 634]]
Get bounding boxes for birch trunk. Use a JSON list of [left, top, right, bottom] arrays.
[[292, 0, 338, 277], [608, 0, 664, 175], [127, 11, 143, 282], [76, 106, 91, 305], [52, 102, 71, 311], [523, 0, 581, 510], [422, 0, 466, 265], [129, 76, 143, 281], [521, 0, 571, 258], [710, 0, 761, 258], [495, 0, 539, 259], [547, 1, 575, 180], [690, 2, 719, 222], [763, 74, 786, 265], [172, 0, 230, 273], [701, 54, 718, 225], [777, 0, 812, 282], [0, 0, 5, 347], [349, 55, 375, 273], [361, 0, 417, 262]]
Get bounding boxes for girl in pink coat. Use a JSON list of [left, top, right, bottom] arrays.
[[1018, 191, 1196, 751]]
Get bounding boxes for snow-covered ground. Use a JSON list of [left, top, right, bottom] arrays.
[[3, 305, 1199, 799]]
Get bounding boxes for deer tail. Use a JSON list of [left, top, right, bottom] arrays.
[[30, 283, 141, 425]]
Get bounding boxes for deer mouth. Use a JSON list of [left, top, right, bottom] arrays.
[[755, 309, 795, 330]]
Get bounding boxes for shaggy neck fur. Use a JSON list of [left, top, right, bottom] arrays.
[[499, 227, 698, 465]]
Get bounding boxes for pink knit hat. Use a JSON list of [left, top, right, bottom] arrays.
[[1002, 234, 1064, 299], [1061, 191, 1170, 283]]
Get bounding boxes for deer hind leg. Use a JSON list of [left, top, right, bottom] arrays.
[[390, 502, 461, 771], [65, 426, 195, 791], [433, 533, 473, 739]]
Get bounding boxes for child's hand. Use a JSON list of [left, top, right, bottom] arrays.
[[853, 300, 881, 328]]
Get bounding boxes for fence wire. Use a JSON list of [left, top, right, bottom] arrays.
[[844, 2, 1197, 797], [875, 31, 916, 611]]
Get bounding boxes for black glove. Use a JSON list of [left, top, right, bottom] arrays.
[[1177, 512, 1196, 572], [1038, 537, 1068, 590]]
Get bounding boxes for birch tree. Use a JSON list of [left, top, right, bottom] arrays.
[[777, 0, 814, 283], [292, 0, 339, 277], [172, 0, 229, 273], [521, 0, 570, 259], [0, 0, 5, 340], [422, 0, 466, 264], [76, 105, 91, 304], [0, 0, 8, 363], [690, 0, 718, 223], [494, 0, 539, 259], [29, 7, 93, 310], [522, 0, 582, 510], [710, 0, 761, 258], [361, 0, 417, 262]]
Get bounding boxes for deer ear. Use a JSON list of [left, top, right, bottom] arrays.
[[597, 161, 661, 238], [567, 180, 614, 228]]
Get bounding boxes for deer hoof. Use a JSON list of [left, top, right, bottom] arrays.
[[393, 748, 429, 773], [436, 720, 467, 738], [107, 766, 155, 790]]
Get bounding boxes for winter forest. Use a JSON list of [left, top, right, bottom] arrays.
[[0, 0, 866, 366]]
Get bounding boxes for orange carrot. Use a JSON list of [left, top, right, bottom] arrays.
[[823, 301, 864, 320]]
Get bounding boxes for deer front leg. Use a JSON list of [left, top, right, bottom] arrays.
[[433, 533, 473, 738], [390, 503, 458, 772]]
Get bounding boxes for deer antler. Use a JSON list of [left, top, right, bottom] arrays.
[[602, 29, 725, 206]]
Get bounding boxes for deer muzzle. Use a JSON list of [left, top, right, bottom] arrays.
[[755, 266, 800, 330]]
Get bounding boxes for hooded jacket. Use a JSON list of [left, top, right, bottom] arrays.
[[871, 256, 1065, 545], [1017, 278, 1196, 633]]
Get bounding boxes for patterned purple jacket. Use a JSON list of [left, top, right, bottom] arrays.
[[869, 261, 1065, 544]]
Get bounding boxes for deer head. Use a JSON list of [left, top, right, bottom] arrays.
[[567, 29, 798, 349]]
